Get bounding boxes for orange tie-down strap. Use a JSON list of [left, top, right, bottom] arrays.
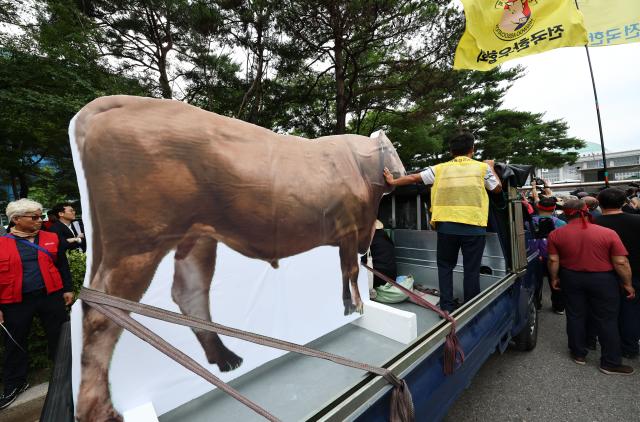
[[79, 288, 414, 422], [361, 264, 465, 375]]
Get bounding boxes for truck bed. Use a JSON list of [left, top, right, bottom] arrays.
[[160, 231, 510, 422]]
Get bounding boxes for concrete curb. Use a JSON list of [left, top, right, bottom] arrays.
[[2, 382, 48, 422]]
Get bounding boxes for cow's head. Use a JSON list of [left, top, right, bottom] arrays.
[[371, 130, 406, 193]]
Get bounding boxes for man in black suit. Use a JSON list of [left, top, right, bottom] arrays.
[[49, 203, 86, 252]]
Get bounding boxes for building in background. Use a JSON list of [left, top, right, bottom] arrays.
[[536, 142, 640, 183]]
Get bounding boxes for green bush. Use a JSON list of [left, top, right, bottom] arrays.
[[67, 249, 87, 295], [0, 250, 86, 385]]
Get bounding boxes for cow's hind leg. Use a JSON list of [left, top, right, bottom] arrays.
[[172, 233, 242, 372], [339, 236, 364, 315], [77, 249, 168, 422]]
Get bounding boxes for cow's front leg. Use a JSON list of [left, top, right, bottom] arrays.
[[339, 237, 363, 315], [351, 268, 364, 314], [342, 275, 355, 315]]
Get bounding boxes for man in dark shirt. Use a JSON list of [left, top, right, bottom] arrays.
[[49, 203, 86, 252], [361, 220, 397, 288], [548, 198, 635, 375], [596, 188, 640, 359]]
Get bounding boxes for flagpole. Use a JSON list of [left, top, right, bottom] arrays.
[[574, 0, 609, 187]]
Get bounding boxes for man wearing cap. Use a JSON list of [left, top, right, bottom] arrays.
[[383, 131, 502, 313], [548, 198, 635, 375]]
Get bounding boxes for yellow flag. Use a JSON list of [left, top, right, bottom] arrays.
[[454, 0, 588, 71], [577, 0, 640, 47]]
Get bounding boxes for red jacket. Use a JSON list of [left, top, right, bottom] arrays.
[[0, 231, 64, 304]]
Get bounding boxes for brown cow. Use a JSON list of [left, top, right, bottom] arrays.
[[71, 95, 405, 421]]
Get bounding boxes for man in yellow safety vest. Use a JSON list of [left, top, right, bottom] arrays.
[[384, 131, 502, 313]]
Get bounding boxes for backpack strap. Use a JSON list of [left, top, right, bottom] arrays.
[[3, 234, 56, 262]]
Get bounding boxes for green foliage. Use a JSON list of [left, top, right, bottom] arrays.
[[277, 0, 462, 134], [0, 1, 586, 200], [23, 167, 76, 209], [477, 110, 585, 169], [355, 65, 582, 170], [0, 34, 148, 199], [67, 249, 87, 295]]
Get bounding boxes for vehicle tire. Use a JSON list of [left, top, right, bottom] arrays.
[[513, 300, 538, 351]]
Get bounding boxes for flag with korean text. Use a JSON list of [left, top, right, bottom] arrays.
[[577, 0, 640, 47], [454, 0, 588, 71]]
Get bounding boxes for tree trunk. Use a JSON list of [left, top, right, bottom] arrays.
[[334, 42, 347, 135], [10, 173, 19, 200], [17, 171, 29, 199], [158, 55, 172, 99], [239, 26, 265, 124]]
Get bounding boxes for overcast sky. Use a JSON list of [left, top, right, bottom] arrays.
[[500, 41, 640, 153]]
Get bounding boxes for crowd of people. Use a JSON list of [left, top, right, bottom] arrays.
[[0, 199, 85, 410], [523, 180, 640, 375]]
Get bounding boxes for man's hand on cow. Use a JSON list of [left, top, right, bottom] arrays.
[[550, 278, 561, 291], [483, 159, 495, 168], [384, 167, 394, 185]]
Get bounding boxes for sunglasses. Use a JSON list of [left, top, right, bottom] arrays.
[[20, 215, 43, 221]]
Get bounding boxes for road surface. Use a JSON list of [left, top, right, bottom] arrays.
[[445, 284, 639, 422]]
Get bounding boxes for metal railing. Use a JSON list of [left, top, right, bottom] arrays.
[[518, 179, 640, 191]]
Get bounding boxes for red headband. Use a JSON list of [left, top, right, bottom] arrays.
[[563, 205, 593, 228], [536, 204, 556, 212]]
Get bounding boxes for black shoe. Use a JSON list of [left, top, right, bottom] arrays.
[[0, 382, 29, 410], [599, 364, 635, 376], [452, 298, 463, 310]]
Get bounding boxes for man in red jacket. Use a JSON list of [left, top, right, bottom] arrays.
[[0, 199, 74, 410]]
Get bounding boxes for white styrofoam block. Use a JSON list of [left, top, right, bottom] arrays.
[[350, 300, 417, 344], [123, 402, 159, 422]]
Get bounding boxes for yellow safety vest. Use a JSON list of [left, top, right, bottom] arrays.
[[431, 156, 490, 227]]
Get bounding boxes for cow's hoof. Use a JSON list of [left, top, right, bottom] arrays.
[[343, 303, 356, 315], [77, 401, 122, 422], [77, 384, 123, 422], [216, 350, 243, 372], [355, 302, 364, 314]]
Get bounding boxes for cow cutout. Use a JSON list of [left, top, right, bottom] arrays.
[[71, 95, 405, 421]]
